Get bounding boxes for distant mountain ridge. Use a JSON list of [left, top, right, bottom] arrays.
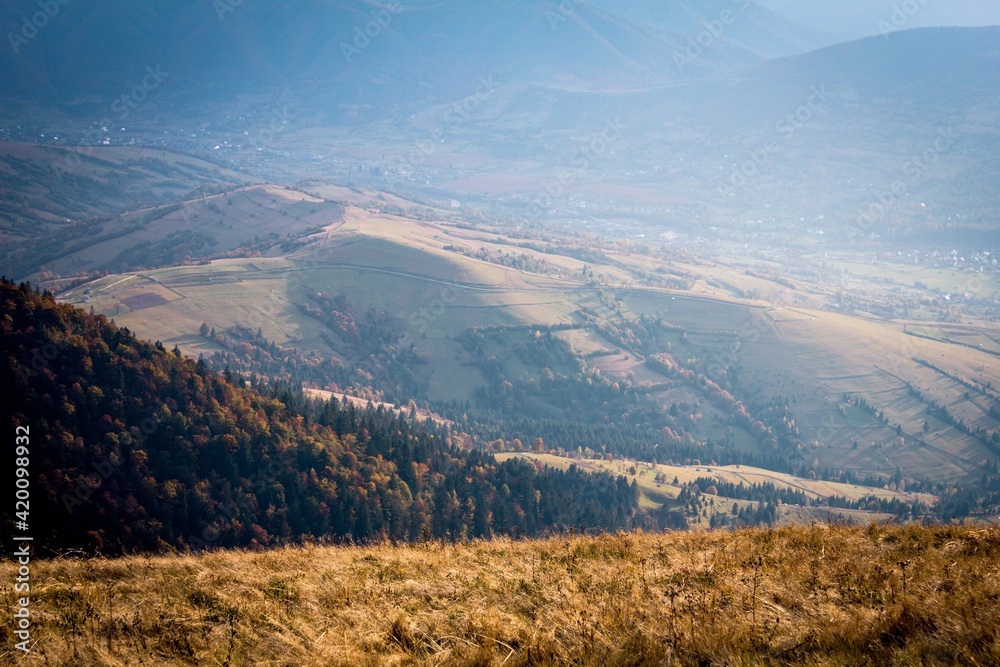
[[0, 0, 828, 115], [586, 0, 840, 58], [2, 2, 996, 138], [1, 3, 998, 247]]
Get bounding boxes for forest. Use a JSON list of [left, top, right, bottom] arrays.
[[0, 279, 641, 555]]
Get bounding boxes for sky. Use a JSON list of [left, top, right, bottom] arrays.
[[755, 0, 1000, 37]]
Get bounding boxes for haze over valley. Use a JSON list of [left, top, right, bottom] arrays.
[[2, 2, 1000, 663]]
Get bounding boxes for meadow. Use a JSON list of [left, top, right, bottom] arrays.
[[2, 524, 997, 666]]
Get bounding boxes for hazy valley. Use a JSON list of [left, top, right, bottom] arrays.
[[2, 1, 999, 664]]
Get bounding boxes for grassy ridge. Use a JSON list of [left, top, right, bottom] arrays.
[[0, 141, 242, 244], [2, 524, 998, 665]]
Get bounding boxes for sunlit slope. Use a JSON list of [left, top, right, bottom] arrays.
[[664, 299, 988, 485], [71, 206, 592, 402], [4, 525, 999, 666], [619, 287, 1000, 484], [753, 309, 1000, 483], [68, 207, 1000, 484]]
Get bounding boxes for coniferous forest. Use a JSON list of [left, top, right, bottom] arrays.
[[1, 279, 640, 555]]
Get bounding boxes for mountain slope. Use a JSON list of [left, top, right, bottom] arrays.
[[0, 0, 822, 115], [63, 204, 1000, 494], [5, 525, 1000, 665], [0, 141, 243, 243], [587, 0, 840, 59], [3, 179, 346, 281], [405, 26, 1000, 244], [0, 279, 641, 554], [4, 8, 998, 247]]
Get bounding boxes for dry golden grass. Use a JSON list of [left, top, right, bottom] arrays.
[[2, 525, 998, 666]]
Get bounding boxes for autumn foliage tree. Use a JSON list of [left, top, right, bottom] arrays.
[[1, 279, 639, 555]]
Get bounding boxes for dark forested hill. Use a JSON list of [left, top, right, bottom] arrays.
[[0, 279, 639, 554], [0, 0, 822, 107]]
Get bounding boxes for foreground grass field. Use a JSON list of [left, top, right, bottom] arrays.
[[2, 525, 998, 666]]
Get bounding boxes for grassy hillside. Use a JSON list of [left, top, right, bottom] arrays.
[[64, 205, 1000, 491], [3, 179, 343, 283], [0, 141, 243, 245], [65, 206, 583, 403], [20, 185, 343, 281], [2, 524, 998, 665]]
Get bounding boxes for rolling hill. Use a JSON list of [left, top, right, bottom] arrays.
[[0, 141, 244, 242], [3, 5, 1000, 665], [61, 201, 1000, 497], [4, 181, 345, 280], [399, 27, 1000, 245], [1, 0, 998, 526]]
